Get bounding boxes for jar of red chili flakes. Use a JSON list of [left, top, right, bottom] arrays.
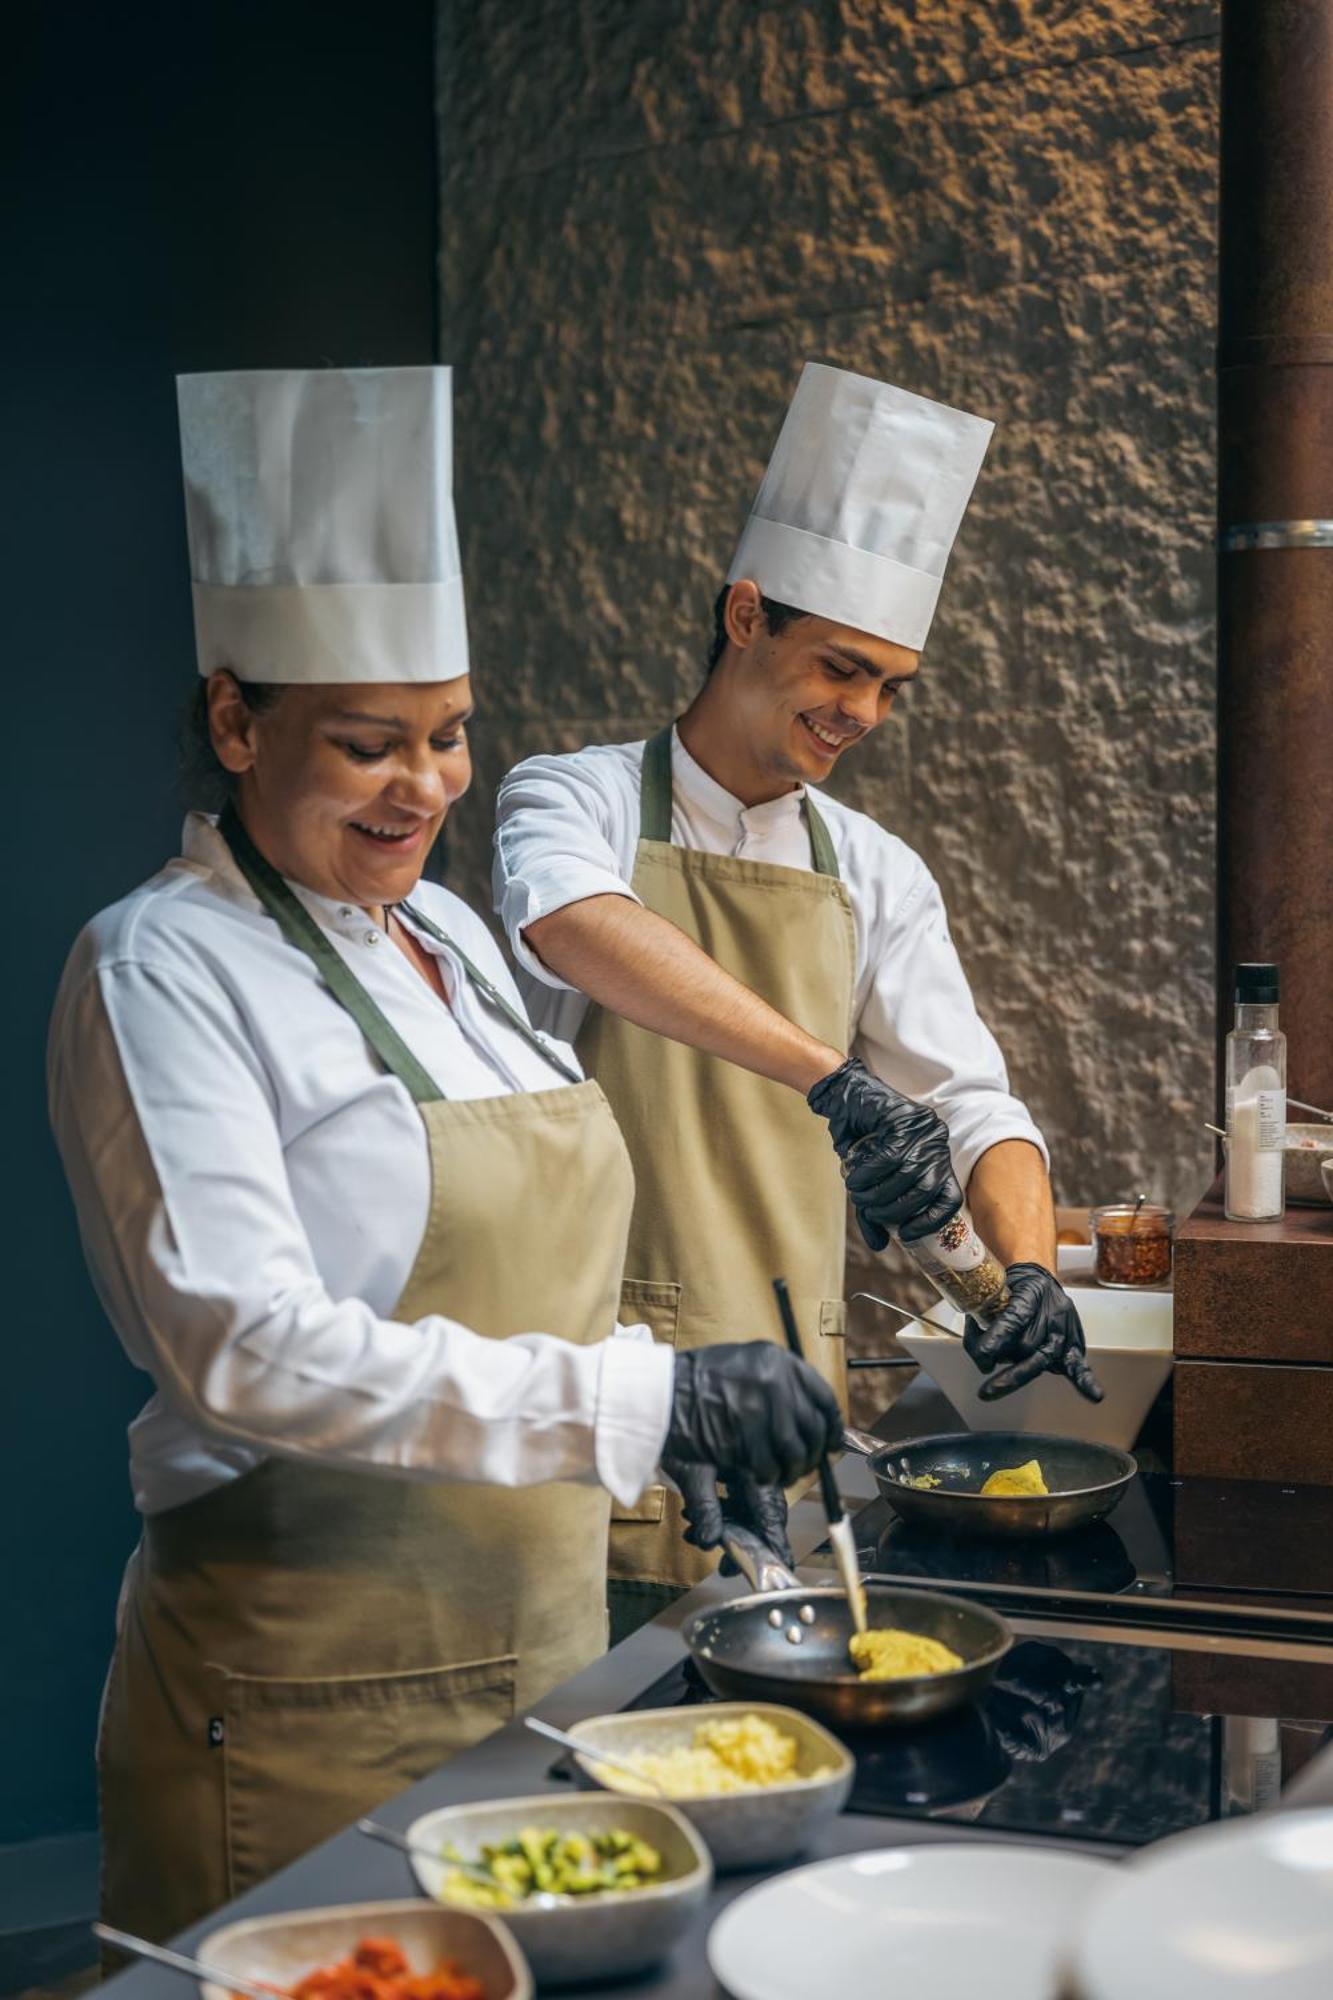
[[1090, 1204, 1175, 1288]]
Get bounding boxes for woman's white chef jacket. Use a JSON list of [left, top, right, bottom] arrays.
[[494, 729, 1049, 1193], [48, 813, 674, 1517]]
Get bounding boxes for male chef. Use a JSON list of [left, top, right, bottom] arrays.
[[494, 363, 1099, 1636]]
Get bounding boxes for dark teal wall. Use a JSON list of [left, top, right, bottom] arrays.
[[6, 0, 437, 1842]]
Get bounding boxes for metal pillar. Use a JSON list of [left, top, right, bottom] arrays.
[[1217, 0, 1333, 1109]]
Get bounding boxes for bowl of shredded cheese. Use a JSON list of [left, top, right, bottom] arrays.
[[568, 1704, 854, 1870]]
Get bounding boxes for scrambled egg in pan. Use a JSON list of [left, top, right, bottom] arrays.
[[849, 1628, 964, 1680], [979, 1459, 1049, 1497]]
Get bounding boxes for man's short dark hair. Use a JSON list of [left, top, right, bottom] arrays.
[[705, 584, 808, 674]]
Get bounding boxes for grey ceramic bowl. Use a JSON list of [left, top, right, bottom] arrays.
[[198, 1899, 530, 2000], [1322, 1156, 1333, 1204], [568, 1701, 854, 1871], [1287, 1124, 1333, 1204], [405, 1793, 711, 1987]]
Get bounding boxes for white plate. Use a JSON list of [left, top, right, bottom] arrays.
[[1073, 1809, 1333, 2000], [896, 1284, 1173, 1450], [707, 1844, 1114, 2000]]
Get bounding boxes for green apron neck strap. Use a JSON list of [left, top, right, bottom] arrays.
[[802, 796, 840, 879], [639, 724, 676, 842], [639, 722, 841, 879], [217, 802, 446, 1106], [398, 900, 584, 1086]]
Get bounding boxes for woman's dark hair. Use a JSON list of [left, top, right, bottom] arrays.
[[181, 675, 287, 808], [704, 584, 807, 674]]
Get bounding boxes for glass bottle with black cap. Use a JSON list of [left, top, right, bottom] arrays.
[[1224, 962, 1287, 1222]]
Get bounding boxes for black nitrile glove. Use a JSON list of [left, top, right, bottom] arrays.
[[808, 1057, 964, 1248], [670, 1462, 793, 1574], [964, 1263, 1104, 1403], [987, 1641, 1101, 1763], [666, 1343, 843, 1489]]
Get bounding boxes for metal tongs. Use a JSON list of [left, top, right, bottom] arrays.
[[772, 1277, 867, 1636], [845, 1289, 964, 1370]]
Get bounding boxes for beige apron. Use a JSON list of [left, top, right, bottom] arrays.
[[99, 806, 635, 1942], [577, 725, 856, 1607]]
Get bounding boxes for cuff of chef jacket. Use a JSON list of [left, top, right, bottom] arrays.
[[504, 871, 643, 989], [949, 1117, 1052, 1205], [595, 1323, 674, 1510]]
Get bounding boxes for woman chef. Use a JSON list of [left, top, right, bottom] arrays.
[[48, 367, 840, 1943]]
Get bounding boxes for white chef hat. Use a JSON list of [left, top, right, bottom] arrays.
[[176, 365, 468, 684], [727, 362, 994, 652]]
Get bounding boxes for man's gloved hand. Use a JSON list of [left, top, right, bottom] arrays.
[[808, 1057, 964, 1248], [670, 1462, 793, 1574], [964, 1264, 1104, 1403], [666, 1343, 842, 1488]]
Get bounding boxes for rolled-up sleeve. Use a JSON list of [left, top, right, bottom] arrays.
[[852, 854, 1049, 1195], [494, 752, 641, 988], [50, 959, 673, 1508]]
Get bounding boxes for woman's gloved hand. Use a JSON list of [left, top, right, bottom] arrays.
[[671, 1463, 793, 1572], [665, 1343, 842, 1488], [964, 1264, 1104, 1403], [807, 1057, 964, 1247]]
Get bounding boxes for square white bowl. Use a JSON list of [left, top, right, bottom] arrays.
[[198, 1899, 530, 2000], [567, 1701, 854, 1871], [896, 1285, 1173, 1449], [404, 1793, 711, 1987]]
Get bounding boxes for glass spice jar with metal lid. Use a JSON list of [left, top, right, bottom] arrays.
[[1090, 1203, 1175, 1288]]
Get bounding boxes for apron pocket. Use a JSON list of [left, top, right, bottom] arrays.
[[612, 1280, 682, 1524], [222, 1653, 517, 1897]]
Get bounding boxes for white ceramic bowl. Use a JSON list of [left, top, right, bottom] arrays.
[[198, 1900, 530, 2000], [1287, 1123, 1333, 1204], [896, 1285, 1172, 1450], [707, 1844, 1115, 2000], [567, 1701, 854, 1870], [1073, 1807, 1333, 2000], [405, 1792, 711, 1986]]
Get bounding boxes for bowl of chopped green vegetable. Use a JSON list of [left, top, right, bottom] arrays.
[[403, 1794, 712, 1986]]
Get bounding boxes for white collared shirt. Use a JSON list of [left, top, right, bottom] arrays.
[[49, 813, 672, 1515], [494, 729, 1048, 1193]]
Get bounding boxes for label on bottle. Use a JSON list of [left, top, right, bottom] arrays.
[[1254, 1089, 1286, 1152], [916, 1211, 987, 1274]]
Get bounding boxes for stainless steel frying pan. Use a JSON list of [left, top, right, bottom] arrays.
[[842, 1427, 1137, 1541], [680, 1527, 1012, 1730]]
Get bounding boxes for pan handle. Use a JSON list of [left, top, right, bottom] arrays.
[[840, 1426, 885, 1459], [721, 1524, 802, 1594]]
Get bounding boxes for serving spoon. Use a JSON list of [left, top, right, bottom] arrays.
[[94, 1926, 294, 2000], [357, 1814, 577, 1909]]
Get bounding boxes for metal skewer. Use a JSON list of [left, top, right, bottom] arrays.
[[773, 1277, 867, 1638], [94, 1927, 293, 2000], [849, 1290, 965, 1340], [523, 1715, 670, 1796], [357, 1816, 567, 1907]]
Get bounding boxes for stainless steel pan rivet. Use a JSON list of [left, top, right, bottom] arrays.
[[785, 1625, 804, 1645], [799, 1604, 816, 1625], [767, 1608, 784, 1628]]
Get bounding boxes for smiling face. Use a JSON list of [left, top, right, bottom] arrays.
[[206, 673, 474, 911], [684, 581, 919, 804]]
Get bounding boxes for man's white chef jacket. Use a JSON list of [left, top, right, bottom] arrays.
[[49, 814, 672, 1516], [494, 728, 1048, 1194]]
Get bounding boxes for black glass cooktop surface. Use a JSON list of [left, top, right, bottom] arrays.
[[818, 1472, 1333, 1627], [609, 1631, 1333, 1850]]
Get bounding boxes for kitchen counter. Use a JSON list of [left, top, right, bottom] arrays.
[[101, 1385, 1333, 1998], [99, 1446, 1117, 2000]]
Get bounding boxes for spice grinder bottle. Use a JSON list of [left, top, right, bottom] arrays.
[[1224, 961, 1287, 1222], [898, 1205, 1011, 1320]]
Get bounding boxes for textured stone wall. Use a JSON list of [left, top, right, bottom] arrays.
[[437, 1, 1221, 1382]]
